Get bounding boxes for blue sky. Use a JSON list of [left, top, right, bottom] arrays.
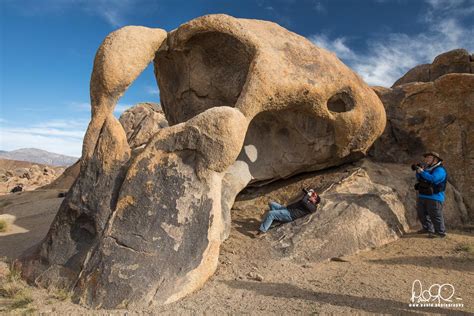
[[1, 0, 473, 157]]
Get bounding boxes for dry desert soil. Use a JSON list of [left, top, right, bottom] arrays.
[[0, 189, 473, 314]]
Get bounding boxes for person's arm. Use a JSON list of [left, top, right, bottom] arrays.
[[419, 167, 446, 184], [301, 195, 316, 212]]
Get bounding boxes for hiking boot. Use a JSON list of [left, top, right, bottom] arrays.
[[428, 232, 446, 238], [416, 228, 433, 234], [254, 231, 266, 239]]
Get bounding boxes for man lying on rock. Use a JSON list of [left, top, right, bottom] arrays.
[[255, 189, 321, 238], [413, 151, 448, 238]]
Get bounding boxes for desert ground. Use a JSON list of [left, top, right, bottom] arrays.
[[1, 188, 472, 314]]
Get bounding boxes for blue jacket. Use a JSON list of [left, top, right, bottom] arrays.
[[416, 165, 447, 202]]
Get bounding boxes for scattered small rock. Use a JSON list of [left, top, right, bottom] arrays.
[[10, 184, 23, 193], [330, 257, 349, 262], [247, 271, 264, 281]]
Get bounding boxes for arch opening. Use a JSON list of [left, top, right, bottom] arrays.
[[155, 31, 254, 125]]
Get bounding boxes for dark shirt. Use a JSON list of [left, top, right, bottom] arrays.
[[287, 195, 318, 220]]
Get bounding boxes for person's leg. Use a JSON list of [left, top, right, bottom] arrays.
[[416, 198, 434, 233], [427, 200, 446, 236], [269, 201, 285, 210], [259, 208, 293, 233]]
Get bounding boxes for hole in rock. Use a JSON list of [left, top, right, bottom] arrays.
[[71, 213, 97, 243], [155, 31, 254, 125], [327, 91, 354, 113]]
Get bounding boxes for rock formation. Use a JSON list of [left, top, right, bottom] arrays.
[[44, 103, 168, 192], [18, 14, 385, 309], [0, 159, 66, 195], [370, 49, 474, 220], [234, 159, 467, 261], [392, 48, 473, 87], [118, 102, 168, 148]]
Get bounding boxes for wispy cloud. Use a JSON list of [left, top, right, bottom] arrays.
[[82, 0, 135, 27], [114, 103, 132, 114], [0, 119, 88, 157], [145, 85, 160, 96], [309, 34, 356, 60], [4, 0, 140, 27], [68, 101, 131, 114], [308, 1, 474, 86], [313, 1, 326, 14], [263, 4, 293, 27]]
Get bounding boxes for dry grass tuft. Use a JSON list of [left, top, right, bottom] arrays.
[[454, 243, 474, 254], [0, 261, 34, 311], [0, 220, 7, 232]]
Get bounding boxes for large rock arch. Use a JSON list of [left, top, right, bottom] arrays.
[[17, 15, 385, 309]]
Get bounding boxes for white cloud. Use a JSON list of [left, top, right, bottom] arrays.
[[145, 85, 160, 96], [309, 34, 356, 60], [0, 119, 88, 157], [309, 5, 474, 87]]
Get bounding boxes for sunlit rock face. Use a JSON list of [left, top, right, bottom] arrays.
[[155, 14, 385, 186], [18, 14, 385, 309]]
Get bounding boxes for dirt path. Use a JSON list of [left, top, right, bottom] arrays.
[[0, 190, 472, 314]]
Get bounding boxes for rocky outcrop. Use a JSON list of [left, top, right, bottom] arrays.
[[370, 73, 474, 220], [41, 160, 80, 191], [44, 103, 169, 192], [0, 159, 65, 195], [118, 102, 168, 148], [18, 15, 385, 309], [392, 49, 473, 87], [234, 159, 468, 261]]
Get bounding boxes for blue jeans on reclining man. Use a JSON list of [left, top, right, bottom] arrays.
[[259, 201, 293, 233]]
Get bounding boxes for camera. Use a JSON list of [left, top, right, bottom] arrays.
[[411, 163, 423, 171], [302, 188, 314, 196]]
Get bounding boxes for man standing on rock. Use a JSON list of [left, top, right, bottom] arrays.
[[414, 151, 448, 238], [255, 189, 320, 237]]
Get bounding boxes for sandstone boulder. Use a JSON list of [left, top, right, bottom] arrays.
[[156, 14, 385, 184], [234, 159, 468, 262], [18, 14, 385, 309], [119, 102, 168, 148], [392, 49, 472, 87], [370, 73, 474, 220]]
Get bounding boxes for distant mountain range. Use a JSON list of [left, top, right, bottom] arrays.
[[0, 148, 79, 166]]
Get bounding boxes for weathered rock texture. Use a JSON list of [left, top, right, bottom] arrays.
[[44, 103, 169, 192], [392, 49, 473, 87], [234, 159, 468, 261], [155, 14, 386, 184], [18, 15, 385, 309], [119, 102, 168, 148], [41, 160, 80, 191], [370, 73, 474, 220]]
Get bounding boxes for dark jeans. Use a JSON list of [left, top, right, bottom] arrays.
[[416, 198, 446, 235]]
